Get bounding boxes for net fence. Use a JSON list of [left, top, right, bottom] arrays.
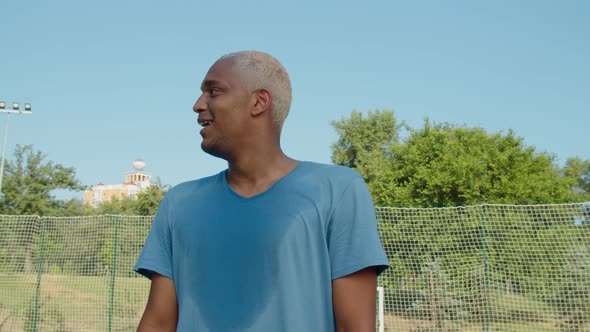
[[0, 203, 588, 331], [376, 203, 590, 332], [0, 216, 152, 332]]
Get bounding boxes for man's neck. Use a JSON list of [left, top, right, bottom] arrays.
[[225, 149, 299, 198]]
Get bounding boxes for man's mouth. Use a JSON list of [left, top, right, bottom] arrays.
[[198, 119, 214, 127]]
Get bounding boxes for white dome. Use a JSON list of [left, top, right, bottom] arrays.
[[133, 159, 146, 171]]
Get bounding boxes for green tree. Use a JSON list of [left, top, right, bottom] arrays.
[[331, 110, 403, 185], [331, 111, 584, 206], [50, 198, 92, 216], [386, 121, 579, 206], [134, 181, 167, 216], [563, 156, 590, 198], [94, 196, 137, 215], [0, 145, 85, 215]]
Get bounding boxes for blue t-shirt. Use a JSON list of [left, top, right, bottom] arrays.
[[134, 161, 389, 331]]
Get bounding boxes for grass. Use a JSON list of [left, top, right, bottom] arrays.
[[0, 273, 149, 332], [0, 274, 35, 331], [0, 273, 584, 331], [381, 289, 567, 331], [382, 317, 562, 332]]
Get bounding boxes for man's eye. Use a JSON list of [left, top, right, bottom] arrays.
[[209, 88, 220, 95]]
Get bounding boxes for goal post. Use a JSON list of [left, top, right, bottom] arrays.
[[377, 286, 385, 332]]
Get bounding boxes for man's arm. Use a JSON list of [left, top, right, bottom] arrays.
[[137, 273, 178, 332], [332, 267, 377, 332]]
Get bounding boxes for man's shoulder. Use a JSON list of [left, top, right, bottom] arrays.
[[295, 162, 366, 198], [300, 161, 362, 182]]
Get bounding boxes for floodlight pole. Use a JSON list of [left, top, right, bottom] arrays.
[[0, 103, 33, 194], [0, 113, 11, 194]]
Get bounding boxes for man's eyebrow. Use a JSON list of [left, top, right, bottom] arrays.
[[201, 80, 224, 90]]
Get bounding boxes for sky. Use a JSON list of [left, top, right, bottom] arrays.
[[1, 0, 589, 200]]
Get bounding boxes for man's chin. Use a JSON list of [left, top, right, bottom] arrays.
[[201, 142, 225, 159], [200, 141, 214, 154]]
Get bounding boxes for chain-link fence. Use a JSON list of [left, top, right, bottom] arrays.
[[1, 202, 589, 331]]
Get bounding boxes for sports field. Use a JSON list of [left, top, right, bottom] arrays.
[[1, 203, 589, 331]]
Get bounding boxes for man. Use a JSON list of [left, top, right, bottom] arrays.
[[134, 51, 389, 331]]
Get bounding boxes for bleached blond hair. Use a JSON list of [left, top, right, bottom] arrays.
[[219, 51, 292, 128]]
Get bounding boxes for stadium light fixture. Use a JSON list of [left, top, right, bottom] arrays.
[[0, 102, 5, 110], [24, 103, 31, 111], [12, 102, 18, 110]]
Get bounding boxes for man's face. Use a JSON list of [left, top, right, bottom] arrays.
[[193, 58, 252, 158]]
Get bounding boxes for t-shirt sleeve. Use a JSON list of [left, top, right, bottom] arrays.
[[327, 177, 390, 280], [134, 194, 174, 280]]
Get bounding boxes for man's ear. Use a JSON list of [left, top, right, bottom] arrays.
[[251, 88, 272, 117]]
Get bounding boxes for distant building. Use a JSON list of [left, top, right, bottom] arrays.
[[83, 159, 152, 208]]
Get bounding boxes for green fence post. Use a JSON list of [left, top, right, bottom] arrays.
[[108, 215, 120, 332], [32, 216, 47, 332], [481, 205, 490, 332]]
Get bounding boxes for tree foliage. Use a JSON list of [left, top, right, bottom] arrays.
[[134, 181, 167, 216], [94, 196, 138, 215], [332, 110, 401, 166], [563, 157, 590, 199], [0, 145, 85, 215], [331, 111, 588, 206]]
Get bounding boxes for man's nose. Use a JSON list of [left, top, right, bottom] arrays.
[[193, 94, 207, 113]]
